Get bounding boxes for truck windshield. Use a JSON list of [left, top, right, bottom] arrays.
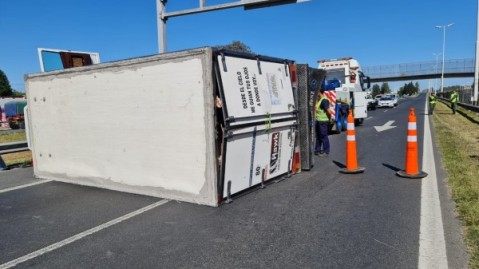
[[324, 69, 345, 84]]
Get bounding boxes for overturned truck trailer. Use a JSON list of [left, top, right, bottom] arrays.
[[25, 47, 298, 206]]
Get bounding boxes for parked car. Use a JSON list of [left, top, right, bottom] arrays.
[[386, 94, 399, 106], [374, 94, 383, 102], [365, 95, 377, 110], [377, 96, 395, 108]]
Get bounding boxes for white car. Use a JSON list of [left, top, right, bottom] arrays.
[[386, 94, 399, 106], [377, 96, 395, 108]]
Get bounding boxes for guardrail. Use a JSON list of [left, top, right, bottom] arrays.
[[0, 141, 29, 171], [0, 141, 29, 155], [437, 97, 479, 113]]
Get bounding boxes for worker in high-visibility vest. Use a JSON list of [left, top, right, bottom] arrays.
[[450, 89, 459, 114], [428, 92, 437, 115], [314, 89, 335, 157]]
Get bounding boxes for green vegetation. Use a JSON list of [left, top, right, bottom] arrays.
[[0, 131, 26, 143], [0, 131, 31, 167], [0, 69, 13, 97], [0, 69, 24, 97], [380, 82, 391, 94], [215, 40, 253, 53], [371, 82, 393, 97], [433, 100, 479, 268], [398, 81, 420, 96]]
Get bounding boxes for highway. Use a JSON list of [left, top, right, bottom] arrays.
[[0, 94, 469, 268]]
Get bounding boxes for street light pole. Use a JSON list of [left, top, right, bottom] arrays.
[[157, 0, 167, 53], [474, 0, 479, 105], [433, 52, 441, 93], [156, 0, 311, 53], [435, 23, 454, 94]]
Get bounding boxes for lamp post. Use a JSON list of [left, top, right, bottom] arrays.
[[474, 0, 479, 105], [157, 0, 311, 53], [435, 23, 454, 93], [433, 52, 441, 93]]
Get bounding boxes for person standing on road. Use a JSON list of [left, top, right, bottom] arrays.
[[450, 89, 459, 114], [428, 92, 437, 115], [314, 89, 335, 157]]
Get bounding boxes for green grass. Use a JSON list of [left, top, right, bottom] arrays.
[[0, 131, 31, 167], [433, 100, 479, 268], [0, 131, 27, 143]]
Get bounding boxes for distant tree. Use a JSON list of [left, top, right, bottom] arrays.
[[399, 81, 420, 96], [380, 82, 391, 94], [372, 84, 381, 97], [216, 40, 253, 53], [0, 69, 13, 97], [12, 90, 25, 98], [415, 82, 420, 92]]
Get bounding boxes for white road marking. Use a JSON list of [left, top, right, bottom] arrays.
[[374, 120, 396, 132], [0, 180, 53, 194], [0, 199, 170, 269], [418, 101, 448, 268]]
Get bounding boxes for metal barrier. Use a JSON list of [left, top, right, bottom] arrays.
[[437, 97, 479, 113], [0, 141, 29, 155], [0, 141, 29, 171], [437, 90, 479, 109]]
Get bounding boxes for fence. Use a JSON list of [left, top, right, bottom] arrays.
[[363, 59, 474, 80]]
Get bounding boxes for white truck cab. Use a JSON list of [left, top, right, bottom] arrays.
[[318, 57, 370, 128]]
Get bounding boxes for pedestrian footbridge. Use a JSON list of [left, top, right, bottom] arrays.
[[363, 58, 474, 83]]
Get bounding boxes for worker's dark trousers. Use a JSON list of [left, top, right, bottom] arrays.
[[315, 121, 330, 154], [451, 103, 457, 114]]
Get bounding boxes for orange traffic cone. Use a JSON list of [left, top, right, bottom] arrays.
[[339, 110, 365, 174], [396, 108, 427, 178]]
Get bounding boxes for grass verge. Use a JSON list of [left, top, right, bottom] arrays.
[[0, 131, 26, 143], [432, 100, 479, 268], [0, 131, 32, 167]]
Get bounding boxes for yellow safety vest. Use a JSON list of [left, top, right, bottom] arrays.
[[429, 95, 436, 104], [315, 97, 329, 122], [451, 92, 458, 103]]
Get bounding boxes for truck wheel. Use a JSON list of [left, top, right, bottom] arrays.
[[9, 120, 19, 130], [355, 118, 364, 126]]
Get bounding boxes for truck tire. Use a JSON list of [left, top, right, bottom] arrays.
[[9, 120, 19, 130], [355, 118, 364, 126]]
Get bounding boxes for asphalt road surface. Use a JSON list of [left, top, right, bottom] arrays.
[[0, 94, 469, 268]]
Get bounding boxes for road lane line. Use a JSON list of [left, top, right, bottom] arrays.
[[0, 180, 53, 194], [0, 199, 170, 269], [418, 101, 448, 268]]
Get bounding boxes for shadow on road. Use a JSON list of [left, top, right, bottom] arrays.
[[332, 160, 346, 168], [382, 163, 401, 172]]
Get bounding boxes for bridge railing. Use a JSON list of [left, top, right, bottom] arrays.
[[363, 58, 474, 79]]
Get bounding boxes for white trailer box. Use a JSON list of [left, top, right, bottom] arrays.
[[25, 47, 297, 206]]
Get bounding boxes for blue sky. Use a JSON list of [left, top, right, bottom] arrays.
[[0, 0, 477, 92]]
